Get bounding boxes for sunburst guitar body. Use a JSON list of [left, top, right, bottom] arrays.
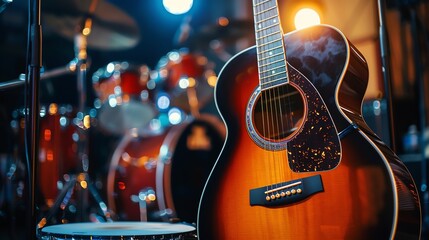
[[196, 4, 421, 238]]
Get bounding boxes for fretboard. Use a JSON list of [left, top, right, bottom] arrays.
[[252, 0, 288, 90]]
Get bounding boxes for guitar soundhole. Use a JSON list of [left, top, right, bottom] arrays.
[[253, 84, 305, 142]]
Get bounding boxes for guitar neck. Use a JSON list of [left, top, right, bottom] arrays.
[[252, 0, 288, 90]]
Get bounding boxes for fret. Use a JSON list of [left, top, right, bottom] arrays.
[[259, 59, 285, 73], [255, 20, 281, 34], [261, 71, 287, 81], [253, 5, 276, 16], [253, 0, 271, 7], [258, 58, 285, 71], [258, 45, 283, 55], [253, 0, 276, 9], [260, 64, 286, 75], [256, 30, 281, 41], [259, 51, 284, 63], [260, 75, 287, 89], [254, 14, 277, 25], [257, 39, 283, 54], [257, 37, 282, 48], [259, 66, 287, 79], [254, 8, 278, 22], [258, 51, 283, 62], [258, 55, 285, 65], [258, 43, 283, 57], [256, 36, 282, 49], [257, 30, 279, 43]]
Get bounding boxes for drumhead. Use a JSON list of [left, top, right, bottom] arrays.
[[40, 222, 195, 237]]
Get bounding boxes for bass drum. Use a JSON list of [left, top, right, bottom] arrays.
[[107, 114, 225, 224]]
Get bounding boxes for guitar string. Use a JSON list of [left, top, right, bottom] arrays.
[[253, 0, 270, 197], [262, 6, 275, 187], [273, 0, 283, 191], [264, 0, 283, 192], [268, 3, 279, 187], [264, 0, 276, 197], [274, 0, 287, 188]]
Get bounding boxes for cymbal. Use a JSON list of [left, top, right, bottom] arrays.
[[189, 19, 254, 50], [42, 0, 140, 50]]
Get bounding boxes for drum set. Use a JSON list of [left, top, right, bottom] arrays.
[[0, 0, 256, 238]]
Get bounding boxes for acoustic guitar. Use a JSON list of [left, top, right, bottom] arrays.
[[197, 0, 421, 239]]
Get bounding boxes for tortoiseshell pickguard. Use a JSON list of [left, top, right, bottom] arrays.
[[285, 64, 341, 172]]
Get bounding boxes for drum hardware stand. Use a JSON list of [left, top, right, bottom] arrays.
[[37, 0, 112, 228], [131, 188, 157, 222], [377, 0, 396, 151], [378, 0, 428, 236], [25, 0, 42, 238], [0, 60, 77, 91]]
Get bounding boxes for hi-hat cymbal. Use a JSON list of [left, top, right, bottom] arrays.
[[42, 0, 140, 50]]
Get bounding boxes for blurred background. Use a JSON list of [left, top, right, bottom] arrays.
[[0, 0, 428, 239]]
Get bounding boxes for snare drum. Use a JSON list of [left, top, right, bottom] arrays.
[[39, 222, 196, 239], [107, 114, 225, 224], [92, 62, 157, 135]]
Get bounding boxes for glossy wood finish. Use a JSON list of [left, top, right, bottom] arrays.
[[197, 25, 421, 240]]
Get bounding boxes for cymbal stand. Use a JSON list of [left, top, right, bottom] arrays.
[[37, 0, 111, 228], [26, 0, 42, 238]]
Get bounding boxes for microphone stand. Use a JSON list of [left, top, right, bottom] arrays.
[[26, 0, 42, 239], [377, 0, 396, 151]]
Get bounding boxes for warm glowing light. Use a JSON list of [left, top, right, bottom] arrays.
[[44, 129, 52, 141], [46, 150, 54, 161], [294, 8, 321, 30], [218, 17, 229, 27], [207, 75, 217, 87], [147, 193, 156, 201], [80, 180, 88, 189], [82, 27, 91, 36], [84, 115, 91, 129], [163, 0, 193, 15], [49, 103, 58, 115], [188, 77, 196, 87], [118, 181, 126, 190]]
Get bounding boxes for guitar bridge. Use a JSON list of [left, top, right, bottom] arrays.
[[249, 175, 323, 207]]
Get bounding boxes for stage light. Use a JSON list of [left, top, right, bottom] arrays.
[[168, 108, 182, 125], [157, 94, 171, 110], [163, 0, 193, 15], [294, 8, 321, 30]]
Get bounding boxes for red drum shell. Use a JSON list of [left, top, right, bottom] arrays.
[[92, 62, 153, 103], [107, 114, 225, 223], [11, 104, 78, 206]]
